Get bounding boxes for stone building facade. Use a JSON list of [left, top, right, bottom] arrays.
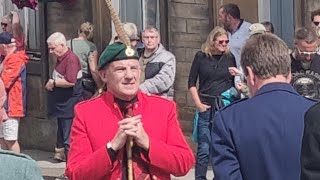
[[1, 0, 319, 150]]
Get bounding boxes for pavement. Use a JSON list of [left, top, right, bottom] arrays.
[[22, 149, 214, 180]]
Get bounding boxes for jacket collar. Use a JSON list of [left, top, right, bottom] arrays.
[[255, 82, 299, 97], [102, 90, 144, 108]]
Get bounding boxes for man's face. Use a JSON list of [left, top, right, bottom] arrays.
[[142, 30, 160, 51], [295, 40, 318, 69], [312, 15, 320, 29], [1, 17, 11, 32], [218, 8, 231, 31], [100, 59, 141, 101], [48, 42, 65, 57], [295, 40, 318, 60]]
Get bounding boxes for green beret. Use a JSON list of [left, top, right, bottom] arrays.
[[98, 42, 139, 70]]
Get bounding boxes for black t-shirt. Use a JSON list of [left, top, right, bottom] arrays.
[[188, 51, 236, 96], [291, 54, 320, 74]]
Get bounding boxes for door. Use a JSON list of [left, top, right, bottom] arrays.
[[270, 0, 295, 48]]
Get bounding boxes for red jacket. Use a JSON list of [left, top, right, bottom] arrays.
[[66, 91, 195, 180], [1, 51, 28, 118]]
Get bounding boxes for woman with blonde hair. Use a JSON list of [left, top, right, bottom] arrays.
[[67, 22, 102, 99], [188, 26, 237, 180]]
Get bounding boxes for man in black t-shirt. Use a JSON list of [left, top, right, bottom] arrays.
[[291, 27, 320, 99]]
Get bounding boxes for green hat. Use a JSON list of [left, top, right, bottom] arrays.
[[98, 42, 139, 70]]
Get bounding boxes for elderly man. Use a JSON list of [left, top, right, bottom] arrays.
[[0, 32, 28, 153], [140, 26, 176, 100], [1, 11, 25, 51], [66, 42, 194, 180], [211, 34, 316, 180], [45, 32, 82, 162]]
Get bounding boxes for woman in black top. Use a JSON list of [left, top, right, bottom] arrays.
[[188, 26, 237, 180]]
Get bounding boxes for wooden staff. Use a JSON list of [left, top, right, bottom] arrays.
[[104, 0, 135, 179], [126, 136, 134, 180], [125, 114, 134, 180]]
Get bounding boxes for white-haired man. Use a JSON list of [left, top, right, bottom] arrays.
[[45, 32, 82, 163]]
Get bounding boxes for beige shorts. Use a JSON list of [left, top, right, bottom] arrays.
[[0, 118, 20, 141]]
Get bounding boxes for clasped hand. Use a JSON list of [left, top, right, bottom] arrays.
[[111, 115, 150, 151]]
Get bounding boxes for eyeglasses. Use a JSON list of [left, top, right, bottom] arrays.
[[143, 36, 158, 40], [0, 22, 7, 27], [314, 21, 320, 26], [297, 47, 317, 57], [217, 40, 229, 44]]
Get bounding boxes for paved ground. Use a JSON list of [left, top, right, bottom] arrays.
[[23, 149, 214, 180]]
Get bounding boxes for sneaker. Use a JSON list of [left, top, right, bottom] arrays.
[[53, 147, 66, 162], [55, 174, 68, 180]]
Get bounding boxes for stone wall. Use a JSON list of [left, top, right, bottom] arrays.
[[19, 1, 94, 151], [169, 0, 211, 137]]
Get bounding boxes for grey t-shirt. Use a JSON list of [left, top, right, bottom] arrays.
[[67, 39, 97, 75]]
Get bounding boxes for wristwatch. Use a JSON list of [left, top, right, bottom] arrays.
[[52, 79, 56, 88], [106, 142, 113, 150], [106, 142, 117, 162]]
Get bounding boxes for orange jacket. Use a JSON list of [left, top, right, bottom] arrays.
[[0, 78, 8, 122], [66, 91, 195, 180], [1, 51, 29, 118]]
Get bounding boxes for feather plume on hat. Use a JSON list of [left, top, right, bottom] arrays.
[[105, 0, 135, 56]]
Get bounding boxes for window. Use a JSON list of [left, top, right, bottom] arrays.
[[112, 0, 160, 33], [0, 1, 40, 51], [25, 8, 40, 51]]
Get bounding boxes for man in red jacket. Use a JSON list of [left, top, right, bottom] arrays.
[[0, 32, 28, 153], [66, 42, 195, 180]]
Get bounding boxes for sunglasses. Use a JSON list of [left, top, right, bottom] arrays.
[[217, 40, 229, 44], [297, 47, 317, 56], [314, 21, 320, 26], [0, 22, 7, 27]]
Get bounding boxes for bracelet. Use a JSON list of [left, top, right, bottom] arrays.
[[53, 79, 56, 88]]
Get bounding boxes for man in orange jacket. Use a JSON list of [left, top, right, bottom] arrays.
[[0, 32, 28, 153], [66, 42, 195, 180]]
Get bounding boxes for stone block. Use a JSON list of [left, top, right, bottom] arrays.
[[171, 18, 187, 32], [19, 117, 57, 151], [26, 75, 47, 118], [176, 62, 192, 77], [187, 19, 210, 34], [178, 106, 196, 123], [195, 0, 208, 5], [171, 33, 203, 48], [171, 0, 195, 4], [174, 91, 187, 105], [174, 76, 189, 91], [170, 3, 208, 19], [172, 47, 186, 62], [180, 120, 193, 135], [185, 48, 201, 63]]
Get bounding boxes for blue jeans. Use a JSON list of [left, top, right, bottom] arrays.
[[195, 108, 215, 180], [56, 117, 73, 161]]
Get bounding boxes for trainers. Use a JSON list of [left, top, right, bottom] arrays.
[[55, 174, 68, 180], [53, 147, 66, 162]]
